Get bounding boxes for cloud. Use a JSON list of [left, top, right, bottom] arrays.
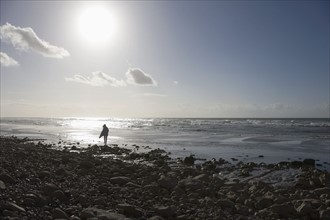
[[126, 68, 157, 86], [0, 51, 19, 67], [65, 71, 126, 87], [0, 22, 69, 58], [174, 81, 179, 85]]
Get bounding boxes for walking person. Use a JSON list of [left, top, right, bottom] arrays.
[[99, 124, 109, 145]]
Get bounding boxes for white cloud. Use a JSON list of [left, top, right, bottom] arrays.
[[65, 71, 126, 87], [0, 22, 69, 58], [126, 68, 157, 86], [174, 81, 179, 85], [0, 51, 19, 67]]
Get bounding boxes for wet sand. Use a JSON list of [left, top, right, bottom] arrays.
[[0, 136, 329, 220]]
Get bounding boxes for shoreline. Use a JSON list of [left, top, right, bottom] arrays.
[[0, 136, 329, 220]]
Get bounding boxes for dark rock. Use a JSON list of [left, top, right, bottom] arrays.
[[42, 183, 60, 196], [303, 158, 315, 166], [38, 170, 51, 179], [183, 155, 195, 166], [52, 208, 68, 219], [296, 201, 313, 215], [217, 199, 234, 208], [0, 173, 16, 184], [291, 161, 303, 167], [320, 209, 330, 220], [80, 208, 96, 219], [53, 190, 69, 202], [110, 176, 131, 186], [154, 206, 175, 218], [270, 203, 296, 217], [118, 203, 143, 217], [158, 175, 177, 190]]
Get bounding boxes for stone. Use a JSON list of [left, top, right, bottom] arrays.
[[154, 206, 175, 217], [0, 180, 6, 190], [255, 197, 273, 210], [148, 216, 165, 220], [296, 201, 313, 215], [110, 176, 131, 186], [53, 190, 69, 202], [38, 170, 51, 179], [320, 209, 330, 220], [52, 208, 68, 219], [81, 208, 126, 220], [158, 175, 177, 190], [118, 203, 143, 217], [183, 155, 195, 165], [217, 199, 234, 208], [313, 187, 330, 196], [80, 208, 96, 219], [179, 178, 203, 191], [42, 183, 60, 196], [193, 174, 209, 182], [5, 202, 26, 212], [270, 203, 296, 217], [303, 159, 315, 166], [0, 173, 16, 184]]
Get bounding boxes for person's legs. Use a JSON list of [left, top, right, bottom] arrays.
[[104, 136, 107, 145]]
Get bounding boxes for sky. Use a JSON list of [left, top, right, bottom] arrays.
[[0, 0, 329, 118]]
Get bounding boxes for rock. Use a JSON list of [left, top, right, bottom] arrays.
[[154, 206, 175, 218], [0, 173, 16, 184], [148, 216, 165, 220], [296, 201, 313, 215], [42, 183, 60, 196], [110, 176, 131, 186], [118, 203, 143, 217], [53, 190, 69, 202], [303, 159, 315, 166], [217, 199, 234, 208], [313, 187, 330, 196], [38, 170, 51, 179], [0, 180, 6, 190], [81, 208, 126, 220], [255, 197, 273, 210], [80, 208, 95, 219], [179, 178, 203, 191], [270, 203, 296, 217], [125, 182, 141, 188], [193, 174, 209, 182], [183, 155, 195, 165], [158, 175, 177, 190], [52, 208, 68, 219], [5, 202, 26, 212], [320, 209, 330, 220]]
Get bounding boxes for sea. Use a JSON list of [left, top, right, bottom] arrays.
[[1, 117, 329, 170]]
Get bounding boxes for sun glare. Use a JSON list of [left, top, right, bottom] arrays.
[[78, 6, 116, 45]]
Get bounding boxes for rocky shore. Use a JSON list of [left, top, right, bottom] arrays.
[[0, 136, 329, 220]]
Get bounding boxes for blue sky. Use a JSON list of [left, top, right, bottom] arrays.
[[0, 1, 329, 118]]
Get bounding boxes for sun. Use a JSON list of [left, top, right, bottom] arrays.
[[78, 6, 116, 45]]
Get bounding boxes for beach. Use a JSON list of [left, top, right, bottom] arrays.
[[0, 136, 329, 220]]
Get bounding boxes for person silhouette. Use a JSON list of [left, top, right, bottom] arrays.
[[99, 124, 109, 145]]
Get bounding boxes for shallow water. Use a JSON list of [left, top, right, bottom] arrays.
[[1, 117, 329, 170]]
